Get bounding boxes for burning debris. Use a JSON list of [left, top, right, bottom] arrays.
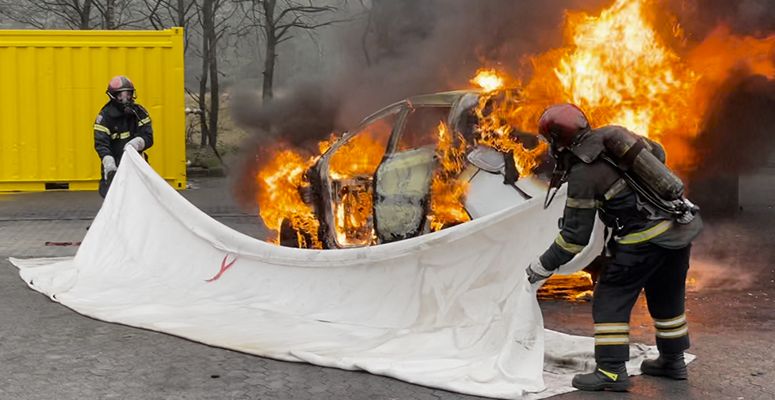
[[538, 272, 594, 302]]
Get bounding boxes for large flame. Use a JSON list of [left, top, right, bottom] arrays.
[[490, 0, 775, 171]]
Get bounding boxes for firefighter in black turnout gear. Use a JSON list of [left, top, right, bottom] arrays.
[[93, 75, 154, 197], [526, 104, 702, 392]]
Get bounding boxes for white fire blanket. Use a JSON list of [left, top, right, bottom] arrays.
[[10, 148, 684, 399]]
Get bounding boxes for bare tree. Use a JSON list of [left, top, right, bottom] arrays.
[[238, 0, 340, 100], [0, 0, 95, 29], [190, 0, 235, 155], [197, 0, 215, 147], [93, 0, 149, 29], [0, 0, 147, 29], [101, 0, 115, 28], [141, 0, 197, 50]]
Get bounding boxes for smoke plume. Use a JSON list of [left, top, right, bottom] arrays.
[[693, 73, 775, 178]]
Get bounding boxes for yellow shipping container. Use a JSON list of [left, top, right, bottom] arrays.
[[0, 28, 186, 191]]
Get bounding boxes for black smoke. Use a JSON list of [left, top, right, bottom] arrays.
[[686, 72, 775, 213], [693, 73, 775, 178], [668, 0, 775, 39]]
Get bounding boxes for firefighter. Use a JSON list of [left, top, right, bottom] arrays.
[[525, 104, 703, 391], [93, 75, 154, 197]]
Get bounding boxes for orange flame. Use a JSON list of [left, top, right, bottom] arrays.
[[255, 147, 321, 248], [471, 68, 506, 92], [470, 70, 549, 176], [328, 123, 391, 180], [429, 121, 470, 231], [327, 125, 391, 246], [498, 0, 775, 172], [472, 88, 550, 176], [688, 26, 775, 84]]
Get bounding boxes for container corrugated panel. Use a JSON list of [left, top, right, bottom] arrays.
[[0, 28, 186, 191]]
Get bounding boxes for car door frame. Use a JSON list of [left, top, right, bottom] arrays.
[[372, 102, 455, 243], [312, 102, 407, 249]]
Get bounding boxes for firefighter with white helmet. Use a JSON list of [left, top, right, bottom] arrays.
[[93, 75, 154, 197], [526, 103, 703, 391]]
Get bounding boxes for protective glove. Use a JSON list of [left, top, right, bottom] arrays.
[[124, 137, 145, 152], [102, 155, 117, 181], [525, 257, 553, 285]]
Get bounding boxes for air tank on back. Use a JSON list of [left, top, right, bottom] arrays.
[[602, 129, 684, 201]]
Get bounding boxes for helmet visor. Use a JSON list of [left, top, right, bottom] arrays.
[[115, 90, 134, 104]]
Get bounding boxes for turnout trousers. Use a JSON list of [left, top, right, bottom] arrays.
[[592, 242, 691, 364]]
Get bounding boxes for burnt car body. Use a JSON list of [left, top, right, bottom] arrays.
[[282, 90, 550, 249]]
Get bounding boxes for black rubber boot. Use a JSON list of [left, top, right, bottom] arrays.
[[572, 363, 631, 392], [641, 352, 687, 380]]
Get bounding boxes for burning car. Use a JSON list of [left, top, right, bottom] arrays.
[[255, 87, 595, 301], [270, 89, 552, 249]]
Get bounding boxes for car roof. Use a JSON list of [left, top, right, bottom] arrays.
[[406, 90, 480, 106], [359, 90, 480, 126]]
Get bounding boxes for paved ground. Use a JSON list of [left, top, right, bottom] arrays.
[[0, 173, 773, 400]]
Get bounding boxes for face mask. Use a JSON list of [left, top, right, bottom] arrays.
[[116, 91, 134, 105]]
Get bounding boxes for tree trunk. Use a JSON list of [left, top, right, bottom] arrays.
[[263, 39, 276, 101], [261, 0, 276, 100], [198, 71, 209, 148], [177, 0, 185, 26], [198, 0, 212, 148], [177, 0, 192, 53], [79, 0, 93, 29], [104, 0, 115, 29], [208, 32, 219, 148]]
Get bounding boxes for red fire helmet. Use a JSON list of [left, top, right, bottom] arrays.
[[106, 75, 135, 99], [537, 103, 590, 148]]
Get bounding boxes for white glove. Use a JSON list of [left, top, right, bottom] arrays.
[[102, 155, 117, 180], [124, 137, 145, 152], [525, 257, 554, 285]]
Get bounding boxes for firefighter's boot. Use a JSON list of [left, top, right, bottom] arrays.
[[640, 352, 687, 380], [571, 363, 631, 392]]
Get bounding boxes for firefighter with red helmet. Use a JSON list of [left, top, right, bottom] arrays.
[[93, 75, 154, 197], [526, 104, 703, 391]]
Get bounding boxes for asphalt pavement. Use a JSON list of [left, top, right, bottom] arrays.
[[0, 173, 773, 400]]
